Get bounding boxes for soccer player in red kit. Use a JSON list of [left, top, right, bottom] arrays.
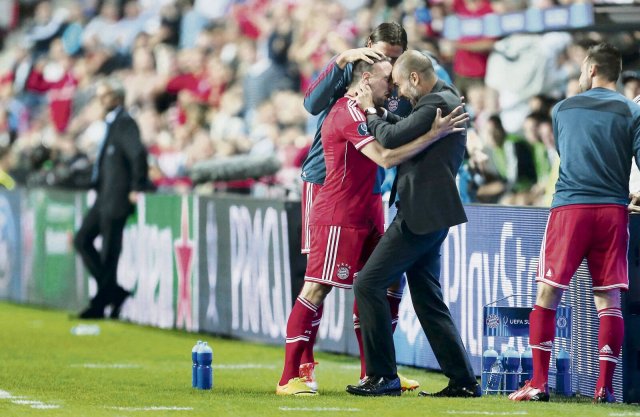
[[277, 57, 468, 395]]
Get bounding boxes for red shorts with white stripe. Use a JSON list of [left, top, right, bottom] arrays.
[[304, 223, 383, 289], [536, 204, 629, 291], [301, 181, 322, 254]]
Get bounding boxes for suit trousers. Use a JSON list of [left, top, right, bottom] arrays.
[[73, 203, 128, 309], [353, 208, 475, 386]]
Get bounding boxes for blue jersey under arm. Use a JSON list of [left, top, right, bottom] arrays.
[[301, 57, 353, 185], [551, 88, 640, 208]]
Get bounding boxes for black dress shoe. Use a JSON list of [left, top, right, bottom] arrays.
[[109, 288, 131, 319], [78, 305, 105, 320], [418, 382, 481, 398], [346, 376, 401, 397]]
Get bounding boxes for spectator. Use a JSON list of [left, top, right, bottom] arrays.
[[0, 0, 638, 204], [621, 70, 640, 101], [25, 38, 78, 134], [451, 0, 496, 97]]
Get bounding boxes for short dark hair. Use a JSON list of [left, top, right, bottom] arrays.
[[352, 57, 391, 85], [367, 22, 408, 51], [586, 43, 622, 83]]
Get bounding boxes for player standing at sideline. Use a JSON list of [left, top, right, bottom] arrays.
[[509, 43, 640, 403], [298, 22, 416, 391], [277, 57, 468, 395]]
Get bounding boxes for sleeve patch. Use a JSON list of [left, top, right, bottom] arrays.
[[357, 122, 369, 136]]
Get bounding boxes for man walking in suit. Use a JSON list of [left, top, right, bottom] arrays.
[[74, 78, 150, 319], [346, 50, 479, 397]]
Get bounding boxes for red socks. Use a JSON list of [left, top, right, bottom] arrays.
[[280, 296, 319, 385], [300, 303, 324, 365], [529, 305, 556, 388], [596, 307, 624, 392]]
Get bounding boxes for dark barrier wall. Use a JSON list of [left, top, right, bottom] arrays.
[[0, 189, 635, 401]]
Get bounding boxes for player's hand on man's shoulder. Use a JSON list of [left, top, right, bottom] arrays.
[[336, 48, 385, 69], [628, 191, 640, 213]]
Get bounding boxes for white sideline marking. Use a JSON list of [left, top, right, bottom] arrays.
[[0, 390, 14, 399], [1, 389, 60, 409], [215, 364, 276, 370], [31, 404, 61, 409], [446, 412, 528, 416], [107, 406, 193, 411], [12, 399, 61, 409], [280, 407, 360, 412], [610, 414, 640, 416], [71, 363, 141, 369]]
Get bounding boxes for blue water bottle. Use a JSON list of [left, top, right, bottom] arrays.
[[503, 347, 520, 393], [555, 349, 572, 396], [192, 341, 202, 388], [482, 347, 499, 394], [197, 342, 213, 390], [487, 354, 504, 394], [520, 347, 533, 387]]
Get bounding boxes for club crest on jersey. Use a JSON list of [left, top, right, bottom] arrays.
[[336, 263, 351, 280], [387, 98, 399, 112], [357, 122, 368, 136]]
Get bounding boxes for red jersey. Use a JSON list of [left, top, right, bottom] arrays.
[[310, 97, 379, 228], [26, 69, 78, 133], [452, 0, 494, 78]]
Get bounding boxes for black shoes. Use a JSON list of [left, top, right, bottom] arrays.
[[418, 382, 481, 398], [78, 305, 105, 320], [346, 376, 401, 397], [77, 287, 131, 320], [109, 287, 131, 319]]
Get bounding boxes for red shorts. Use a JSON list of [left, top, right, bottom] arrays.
[[304, 224, 383, 289], [301, 181, 322, 254], [536, 204, 629, 291]]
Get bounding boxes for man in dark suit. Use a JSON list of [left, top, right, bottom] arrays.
[[346, 50, 479, 397], [74, 78, 150, 319]]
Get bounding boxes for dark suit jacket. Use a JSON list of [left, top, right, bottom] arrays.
[[367, 79, 467, 235], [95, 108, 149, 218]]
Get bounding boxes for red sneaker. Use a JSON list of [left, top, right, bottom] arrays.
[[508, 381, 549, 402], [593, 387, 616, 403]]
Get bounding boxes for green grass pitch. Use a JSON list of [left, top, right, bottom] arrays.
[[0, 302, 637, 417]]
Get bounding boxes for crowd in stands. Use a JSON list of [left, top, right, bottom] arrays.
[[0, 0, 638, 205]]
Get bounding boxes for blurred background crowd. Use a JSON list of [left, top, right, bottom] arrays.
[[0, 0, 638, 205]]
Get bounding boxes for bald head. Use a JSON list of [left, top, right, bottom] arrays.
[[391, 50, 437, 107], [394, 50, 435, 81]]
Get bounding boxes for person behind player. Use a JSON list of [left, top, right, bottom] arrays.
[[298, 22, 415, 391], [277, 57, 469, 395], [508, 43, 640, 403]]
